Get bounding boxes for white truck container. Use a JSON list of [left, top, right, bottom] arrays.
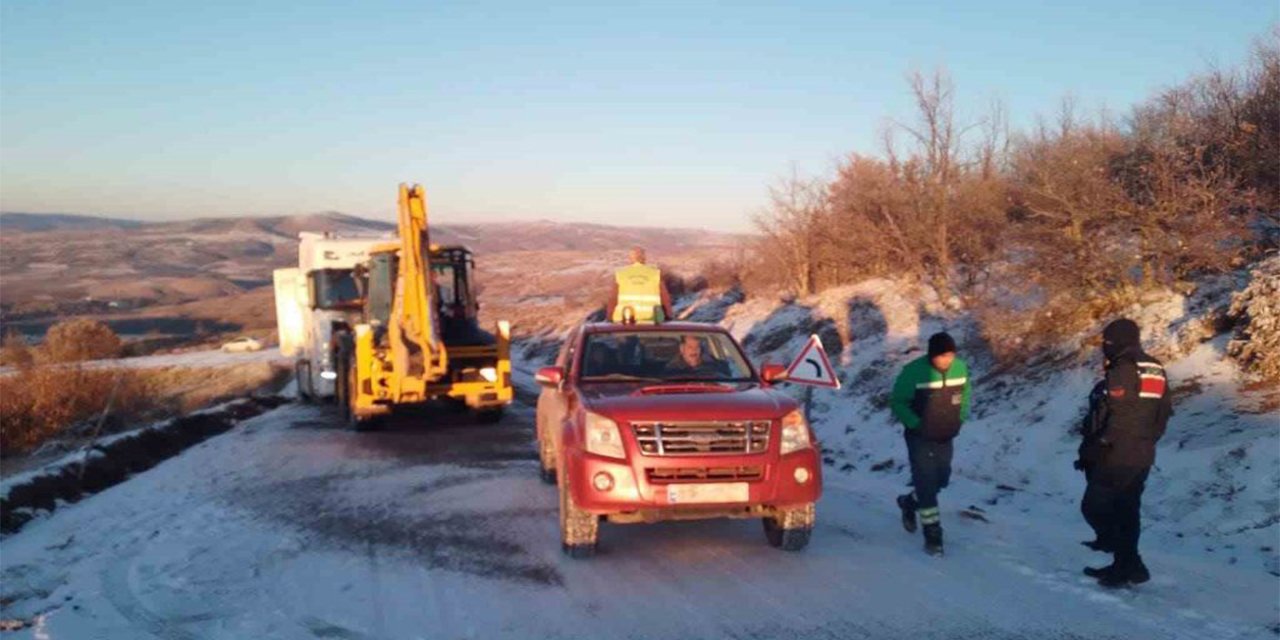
[[273, 232, 386, 401]]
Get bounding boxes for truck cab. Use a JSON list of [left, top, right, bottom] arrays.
[[535, 321, 822, 557], [273, 233, 385, 401]]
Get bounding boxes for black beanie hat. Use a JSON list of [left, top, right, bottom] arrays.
[[927, 332, 957, 358], [1102, 318, 1141, 360]]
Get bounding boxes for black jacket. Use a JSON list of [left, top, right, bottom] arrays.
[[1082, 349, 1173, 474]]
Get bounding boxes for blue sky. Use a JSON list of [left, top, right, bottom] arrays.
[[1, 1, 1274, 231]]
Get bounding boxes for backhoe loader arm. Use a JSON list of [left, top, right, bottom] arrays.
[[388, 183, 447, 379]]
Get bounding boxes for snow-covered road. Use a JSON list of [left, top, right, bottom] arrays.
[[1, 400, 1274, 639]]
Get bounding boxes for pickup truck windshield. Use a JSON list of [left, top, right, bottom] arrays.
[[579, 331, 754, 383]]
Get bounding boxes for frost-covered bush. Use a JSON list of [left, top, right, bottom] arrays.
[[1226, 256, 1280, 382]]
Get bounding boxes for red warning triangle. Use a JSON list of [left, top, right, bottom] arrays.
[[783, 334, 840, 388]]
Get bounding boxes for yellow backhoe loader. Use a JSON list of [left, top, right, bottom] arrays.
[[334, 183, 513, 429]]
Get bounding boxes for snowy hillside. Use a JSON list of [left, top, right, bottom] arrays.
[[684, 271, 1280, 574]]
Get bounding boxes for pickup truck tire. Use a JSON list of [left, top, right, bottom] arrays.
[[538, 438, 557, 485], [558, 465, 598, 558], [763, 503, 815, 551]]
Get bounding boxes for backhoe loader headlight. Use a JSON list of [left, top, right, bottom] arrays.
[[479, 367, 498, 383], [584, 412, 625, 459], [780, 410, 812, 454]]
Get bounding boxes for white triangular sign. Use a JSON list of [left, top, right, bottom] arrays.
[[783, 334, 840, 388]]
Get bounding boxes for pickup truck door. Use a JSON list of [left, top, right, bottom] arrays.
[[536, 328, 579, 453]]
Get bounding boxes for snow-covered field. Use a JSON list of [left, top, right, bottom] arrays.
[[1, 275, 1276, 639]]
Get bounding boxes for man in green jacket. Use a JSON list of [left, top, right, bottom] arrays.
[[890, 332, 972, 556]]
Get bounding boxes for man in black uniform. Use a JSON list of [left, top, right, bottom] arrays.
[[1076, 318, 1172, 587]]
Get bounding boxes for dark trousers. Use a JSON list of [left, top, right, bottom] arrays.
[[902, 431, 953, 525], [1081, 467, 1149, 564]]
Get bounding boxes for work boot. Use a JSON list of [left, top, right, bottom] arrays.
[[922, 523, 943, 556], [1082, 561, 1118, 579], [897, 494, 918, 533], [1098, 557, 1150, 588]]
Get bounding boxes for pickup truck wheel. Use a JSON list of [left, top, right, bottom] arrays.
[[763, 503, 815, 551], [538, 438, 557, 485], [558, 465, 598, 558]]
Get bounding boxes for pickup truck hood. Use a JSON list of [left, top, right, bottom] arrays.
[[580, 383, 797, 422]]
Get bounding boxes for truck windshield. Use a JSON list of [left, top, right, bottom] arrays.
[[578, 331, 754, 383], [313, 269, 361, 309]]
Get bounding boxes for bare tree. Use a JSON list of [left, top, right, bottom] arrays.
[[753, 172, 830, 296]]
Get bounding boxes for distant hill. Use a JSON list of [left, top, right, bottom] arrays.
[[0, 211, 745, 335], [0, 211, 741, 254], [0, 212, 145, 233]]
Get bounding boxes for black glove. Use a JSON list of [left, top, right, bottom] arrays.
[[1073, 459, 1086, 471]]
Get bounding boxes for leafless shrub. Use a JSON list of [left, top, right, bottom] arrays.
[[40, 318, 122, 363], [1, 332, 35, 369], [0, 366, 148, 455]]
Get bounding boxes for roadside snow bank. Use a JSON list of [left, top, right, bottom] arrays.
[[0, 395, 289, 534]]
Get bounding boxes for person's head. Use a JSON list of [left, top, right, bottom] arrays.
[[679, 335, 702, 366], [1102, 318, 1141, 362], [927, 332, 957, 372], [629, 246, 647, 264]]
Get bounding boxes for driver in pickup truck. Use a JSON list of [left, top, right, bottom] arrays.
[[607, 246, 675, 324], [663, 335, 726, 378]]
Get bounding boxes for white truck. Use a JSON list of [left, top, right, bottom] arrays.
[[273, 232, 386, 402]]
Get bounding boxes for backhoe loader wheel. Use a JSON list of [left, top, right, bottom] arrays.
[[345, 364, 378, 431], [763, 503, 815, 551], [476, 408, 505, 424], [538, 437, 557, 485], [558, 464, 598, 558]]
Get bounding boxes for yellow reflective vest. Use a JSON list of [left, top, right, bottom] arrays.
[[612, 263, 664, 323]]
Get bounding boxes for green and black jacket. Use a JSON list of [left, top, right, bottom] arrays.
[[890, 356, 972, 442]]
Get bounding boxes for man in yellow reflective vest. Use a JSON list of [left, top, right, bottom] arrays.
[[607, 246, 674, 324]]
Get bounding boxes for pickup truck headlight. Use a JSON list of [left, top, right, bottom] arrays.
[[584, 411, 625, 459], [780, 410, 812, 454]]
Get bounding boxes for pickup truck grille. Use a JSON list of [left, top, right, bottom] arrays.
[[646, 466, 765, 484], [631, 421, 771, 456]]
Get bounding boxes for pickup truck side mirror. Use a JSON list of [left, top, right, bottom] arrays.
[[760, 363, 787, 385], [535, 366, 564, 388]]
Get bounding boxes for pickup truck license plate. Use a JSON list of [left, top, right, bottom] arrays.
[[666, 482, 749, 504]]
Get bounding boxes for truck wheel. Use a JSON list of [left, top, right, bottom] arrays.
[[295, 361, 313, 403], [558, 464, 598, 558], [476, 408, 505, 424], [763, 503, 815, 551], [538, 437, 557, 485]]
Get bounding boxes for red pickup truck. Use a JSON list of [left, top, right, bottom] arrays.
[[535, 321, 822, 558]]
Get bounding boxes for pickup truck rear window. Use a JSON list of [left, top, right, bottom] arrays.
[[579, 331, 753, 383]]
